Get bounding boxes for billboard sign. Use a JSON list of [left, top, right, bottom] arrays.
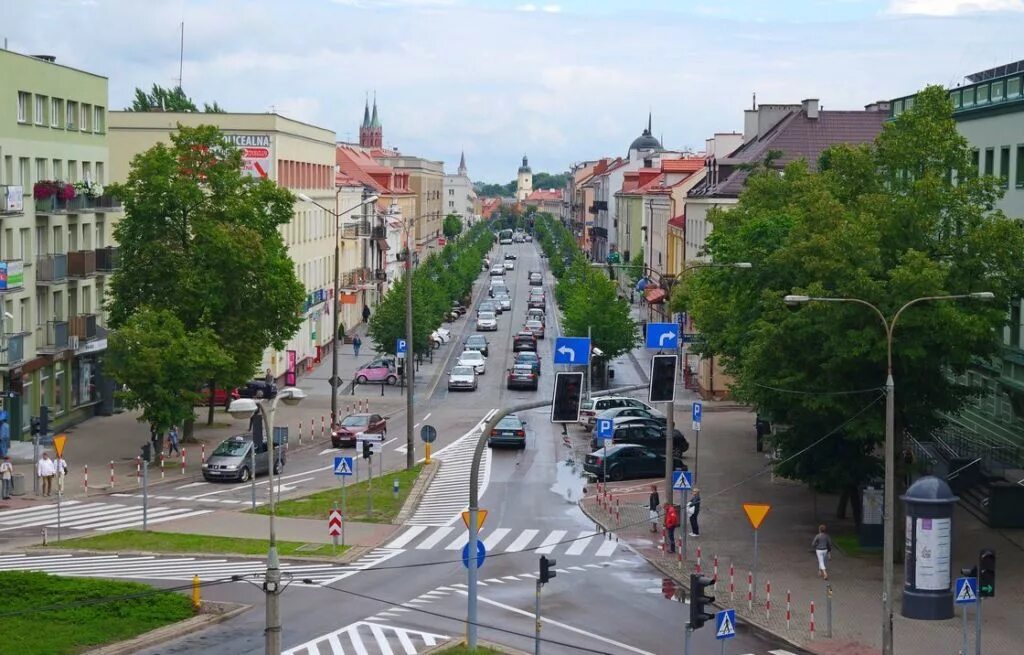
[[3, 185, 23, 212], [223, 134, 272, 179]]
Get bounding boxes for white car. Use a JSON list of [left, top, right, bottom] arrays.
[[493, 294, 512, 311], [476, 311, 498, 331], [431, 327, 451, 347], [489, 266, 505, 277], [447, 365, 478, 391], [457, 350, 487, 375], [504, 260, 515, 270]]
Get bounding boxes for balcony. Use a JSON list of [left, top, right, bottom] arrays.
[[34, 194, 121, 215], [37, 320, 71, 354], [371, 226, 387, 239], [340, 267, 371, 289], [1, 185, 24, 215], [0, 259, 25, 292], [68, 250, 97, 278], [37, 254, 68, 285], [70, 313, 98, 341], [0, 333, 26, 368], [341, 220, 372, 239], [96, 246, 120, 273]]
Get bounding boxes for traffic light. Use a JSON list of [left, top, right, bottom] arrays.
[[689, 573, 716, 630], [141, 442, 152, 463], [649, 355, 678, 403], [979, 548, 995, 597], [362, 440, 372, 460], [29, 417, 40, 436], [551, 372, 583, 423], [39, 405, 50, 437], [539, 555, 556, 584]]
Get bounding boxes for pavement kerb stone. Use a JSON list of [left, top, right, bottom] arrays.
[[27, 544, 371, 565], [421, 638, 530, 655], [394, 459, 441, 524], [80, 599, 251, 655]]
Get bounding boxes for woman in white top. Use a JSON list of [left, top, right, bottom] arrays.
[[0, 456, 13, 499]]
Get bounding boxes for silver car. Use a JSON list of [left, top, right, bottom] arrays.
[[201, 434, 284, 483], [493, 293, 512, 311], [448, 365, 478, 391]]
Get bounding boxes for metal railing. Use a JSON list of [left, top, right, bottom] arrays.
[[68, 250, 96, 277], [35, 194, 121, 214], [37, 320, 70, 353], [36, 254, 68, 283], [0, 333, 25, 367], [69, 313, 98, 341], [96, 246, 120, 272], [341, 220, 372, 238]]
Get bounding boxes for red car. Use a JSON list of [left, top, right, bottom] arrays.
[[197, 385, 240, 409], [331, 413, 387, 447]]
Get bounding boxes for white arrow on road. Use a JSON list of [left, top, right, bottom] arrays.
[[557, 346, 575, 362], [658, 331, 677, 346]]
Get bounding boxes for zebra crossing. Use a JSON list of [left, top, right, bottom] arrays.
[[385, 524, 623, 558], [283, 620, 449, 655], [0, 500, 211, 533], [0, 547, 403, 586], [406, 409, 496, 526]]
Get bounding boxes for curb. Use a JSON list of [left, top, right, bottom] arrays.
[[394, 460, 441, 525], [26, 544, 369, 565], [422, 638, 530, 655], [80, 600, 251, 655]]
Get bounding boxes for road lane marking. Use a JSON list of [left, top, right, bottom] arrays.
[[386, 525, 429, 549], [482, 528, 511, 550], [175, 482, 209, 490], [535, 530, 566, 554], [565, 532, 593, 556], [416, 526, 454, 549], [596, 538, 619, 557], [504, 529, 538, 552], [188, 465, 332, 499]]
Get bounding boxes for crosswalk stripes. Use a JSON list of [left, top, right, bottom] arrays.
[[283, 620, 449, 655], [385, 525, 621, 558], [0, 547, 403, 586], [0, 500, 211, 533]]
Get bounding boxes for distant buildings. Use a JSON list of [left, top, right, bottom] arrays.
[[516, 156, 533, 202], [444, 152, 477, 229]]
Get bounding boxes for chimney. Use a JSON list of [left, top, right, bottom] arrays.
[[743, 109, 758, 143], [802, 98, 819, 119]]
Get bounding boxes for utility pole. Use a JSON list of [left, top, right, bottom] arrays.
[[404, 218, 415, 468]]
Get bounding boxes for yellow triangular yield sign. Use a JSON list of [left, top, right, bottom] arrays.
[[742, 503, 771, 530], [52, 434, 67, 459], [461, 509, 488, 532]]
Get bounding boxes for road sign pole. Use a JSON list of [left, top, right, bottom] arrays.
[[142, 460, 149, 531], [534, 579, 542, 655], [56, 483, 61, 542], [682, 488, 689, 560], [683, 624, 692, 655], [467, 505, 480, 648], [720, 637, 725, 655], [753, 528, 759, 603], [368, 453, 374, 516], [342, 473, 347, 547], [586, 325, 592, 401], [975, 598, 982, 655], [962, 603, 969, 655], [664, 401, 674, 510]]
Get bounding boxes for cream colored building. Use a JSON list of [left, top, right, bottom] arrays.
[[109, 111, 348, 382], [376, 153, 444, 252]]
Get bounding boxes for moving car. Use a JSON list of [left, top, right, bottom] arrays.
[[513, 331, 538, 352], [238, 380, 277, 400], [525, 234, 533, 242], [448, 365, 478, 392], [489, 281, 508, 298], [524, 319, 545, 339], [489, 266, 505, 277], [527, 291, 545, 310], [488, 414, 527, 449], [583, 444, 686, 482], [332, 413, 387, 448], [476, 311, 498, 331], [504, 259, 515, 271], [355, 358, 399, 385], [464, 335, 490, 357], [514, 351, 541, 376], [202, 433, 285, 482], [589, 423, 689, 454], [478, 300, 501, 316], [504, 252, 517, 261], [526, 307, 545, 324], [506, 364, 539, 390], [579, 396, 658, 429], [457, 350, 487, 374], [528, 271, 543, 286], [493, 292, 512, 311]]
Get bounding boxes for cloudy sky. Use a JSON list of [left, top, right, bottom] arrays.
[[3, 0, 1023, 182]]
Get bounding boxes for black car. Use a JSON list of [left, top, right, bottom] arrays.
[[583, 444, 687, 482], [464, 335, 490, 357], [488, 414, 527, 449], [238, 379, 277, 399], [506, 364, 539, 390], [504, 252, 517, 261], [513, 332, 537, 352], [590, 423, 689, 454]]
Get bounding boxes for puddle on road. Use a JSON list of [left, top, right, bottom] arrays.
[[550, 458, 588, 504]]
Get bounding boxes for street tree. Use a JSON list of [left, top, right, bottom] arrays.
[[674, 85, 1024, 515], [126, 84, 225, 112], [107, 125, 305, 431], [443, 214, 463, 239], [559, 258, 637, 364]]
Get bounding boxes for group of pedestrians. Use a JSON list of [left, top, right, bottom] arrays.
[[648, 484, 701, 553], [35, 451, 67, 496]]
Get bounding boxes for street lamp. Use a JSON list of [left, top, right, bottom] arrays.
[[782, 290, 994, 655], [228, 386, 307, 655], [297, 192, 378, 423]]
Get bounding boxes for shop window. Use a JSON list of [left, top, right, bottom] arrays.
[[73, 356, 98, 406]]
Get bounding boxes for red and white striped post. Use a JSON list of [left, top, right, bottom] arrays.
[[747, 571, 753, 610], [160, 454, 165, 480], [136, 456, 141, 487], [765, 580, 771, 620], [729, 563, 735, 599], [321, 416, 326, 440], [83, 464, 88, 495], [181, 449, 186, 475], [695, 546, 702, 574], [676, 538, 683, 566], [786, 590, 792, 630], [713, 555, 719, 589], [810, 601, 816, 639], [661, 528, 667, 553], [109, 460, 115, 489], [615, 497, 620, 525], [201, 442, 206, 465], [309, 418, 314, 442], [297, 421, 302, 445]]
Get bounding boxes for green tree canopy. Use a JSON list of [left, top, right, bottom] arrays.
[[675, 85, 1024, 498], [127, 84, 225, 113], [443, 214, 464, 239]]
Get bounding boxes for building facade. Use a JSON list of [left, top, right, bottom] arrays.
[[377, 153, 444, 252], [443, 152, 477, 228], [109, 111, 340, 383], [516, 156, 533, 202], [0, 49, 122, 439], [522, 189, 563, 216]]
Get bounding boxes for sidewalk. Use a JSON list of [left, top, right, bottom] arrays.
[[579, 407, 1024, 655]]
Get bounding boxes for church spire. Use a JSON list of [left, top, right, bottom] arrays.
[[370, 92, 381, 129], [458, 151, 467, 176], [362, 94, 370, 129]]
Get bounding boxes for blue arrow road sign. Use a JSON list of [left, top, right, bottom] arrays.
[[596, 418, 614, 440], [553, 337, 591, 365], [333, 456, 354, 477], [396, 339, 407, 355], [954, 577, 978, 604], [715, 609, 737, 640], [646, 322, 679, 350], [462, 540, 487, 569], [672, 470, 693, 490]]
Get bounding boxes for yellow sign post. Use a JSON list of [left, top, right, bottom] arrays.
[[52, 434, 67, 459], [742, 503, 771, 605], [461, 508, 487, 532]]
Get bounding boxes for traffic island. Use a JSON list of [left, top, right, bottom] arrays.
[[44, 529, 340, 558], [425, 641, 525, 655]]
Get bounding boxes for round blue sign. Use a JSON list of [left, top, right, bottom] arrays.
[[461, 540, 486, 569]]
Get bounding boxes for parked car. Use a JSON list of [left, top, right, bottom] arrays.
[[526, 308, 545, 324], [504, 260, 515, 271], [506, 364, 539, 390], [332, 413, 387, 447], [488, 414, 527, 449], [202, 433, 285, 482], [450, 301, 467, 317], [489, 266, 505, 277], [583, 444, 686, 482], [238, 380, 277, 400], [525, 234, 533, 242], [523, 319, 545, 339], [476, 311, 498, 331], [448, 365, 479, 392], [579, 396, 658, 429], [355, 358, 399, 385], [514, 351, 541, 376], [197, 385, 240, 409], [594, 405, 666, 426], [457, 350, 487, 374], [464, 335, 490, 357], [431, 327, 451, 347], [528, 271, 543, 286], [513, 331, 538, 352], [589, 423, 689, 454]]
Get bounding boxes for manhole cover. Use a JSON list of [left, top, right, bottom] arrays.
[[295, 543, 325, 552]]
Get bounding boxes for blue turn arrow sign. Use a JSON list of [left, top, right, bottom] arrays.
[[645, 322, 679, 350], [553, 337, 590, 365]]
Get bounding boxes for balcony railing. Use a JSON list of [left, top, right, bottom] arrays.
[[341, 220, 372, 238], [37, 320, 70, 354], [96, 246, 120, 273], [0, 185, 24, 215], [37, 254, 68, 284], [68, 250, 97, 277], [372, 226, 387, 239], [35, 194, 121, 215], [0, 333, 25, 368], [69, 313, 98, 341]]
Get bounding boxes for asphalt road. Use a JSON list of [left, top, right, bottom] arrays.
[[6, 239, 810, 655]]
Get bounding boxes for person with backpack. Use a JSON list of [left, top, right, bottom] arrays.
[[664, 503, 680, 553]]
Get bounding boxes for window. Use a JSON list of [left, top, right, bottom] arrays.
[[68, 160, 77, 182], [970, 149, 980, 175], [53, 159, 62, 180], [17, 92, 28, 123], [1009, 76, 1022, 99], [977, 84, 990, 105], [1011, 301, 1021, 349], [19, 298, 29, 333], [66, 101, 77, 129], [1000, 146, 1010, 188], [949, 90, 961, 108], [448, 188, 454, 196], [1017, 145, 1024, 188], [82, 162, 92, 182], [35, 158, 46, 183], [3, 229, 10, 260], [34, 94, 46, 125], [992, 80, 1004, 102], [892, 99, 903, 116], [96, 162, 104, 184], [50, 98, 61, 127], [80, 103, 91, 132], [54, 368, 64, 415], [962, 87, 975, 107], [984, 148, 994, 176], [19, 228, 30, 260], [93, 106, 104, 133]]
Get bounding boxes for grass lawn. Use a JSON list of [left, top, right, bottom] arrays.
[[50, 530, 346, 557], [251, 463, 424, 523], [0, 570, 194, 655], [833, 534, 881, 559], [433, 645, 508, 654]]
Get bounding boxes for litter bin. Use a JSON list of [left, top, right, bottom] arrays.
[[11, 472, 26, 496]]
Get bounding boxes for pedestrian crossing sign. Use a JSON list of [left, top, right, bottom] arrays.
[[334, 456, 354, 477], [954, 577, 978, 605], [715, 609, 736, 639], [672, 470, 693, 490]]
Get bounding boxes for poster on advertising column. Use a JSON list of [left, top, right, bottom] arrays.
[[914, 517, 951, 591], [285, 350, 297, 386]]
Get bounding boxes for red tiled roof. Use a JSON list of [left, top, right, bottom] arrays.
[[668, 213, 685, 229], [336, 145, 413, 196], [525, 189, 563, 202], [662, 159, 704, 173]]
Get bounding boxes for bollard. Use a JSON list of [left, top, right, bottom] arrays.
[[661, 528, 667, 554], [695, 546, 702, 574], [83, 464, 88, 495], [298, 421, 303, 445], [160, 454, 165, 480], [310, 419, 314, 443], [615, 498, 620, 525], [110, 460, 115, 489], [201, 442, 206, 465], [786, 589, 792, 630], [393, 478, 399, 499], [42, 527, 47, 546], [713, 555, 719, 590], [192, 574, 202, 611], [729, 564, 735, 599], [136, 456, 141, 487], [747, 571, 753, 610], [321, 415, 326, 440], [181, 448, 186, 475], [826, 584, 833, 638], [766, 580, 771, 620], [677, 539, 683, 566], [810, 600, 816, 639]]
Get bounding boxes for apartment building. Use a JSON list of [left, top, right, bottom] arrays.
[[376, 153, 444, 252], [443, 152, 477, 228], [0, 49, 121, 438]]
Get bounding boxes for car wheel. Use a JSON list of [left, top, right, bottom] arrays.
[[386, 375, 398, 385], [239, 466, 251, 483], [609, 466, 625, 482], [356, 375, 368, 384]]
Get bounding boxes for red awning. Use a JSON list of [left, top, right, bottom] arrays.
[[644, 287, 667, 304]]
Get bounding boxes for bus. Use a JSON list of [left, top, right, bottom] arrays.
[[498, 228, 513, 245]]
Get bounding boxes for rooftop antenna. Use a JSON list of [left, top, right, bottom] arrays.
[[176, 21, 184, 89]]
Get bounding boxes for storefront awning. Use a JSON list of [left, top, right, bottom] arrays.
[[644, 287, 667, 304]]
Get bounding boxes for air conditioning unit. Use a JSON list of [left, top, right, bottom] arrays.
[[68, 335, 79, 350]]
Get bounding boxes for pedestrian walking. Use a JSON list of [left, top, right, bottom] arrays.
[[812, 524, 833, 580], [0, 456, 13, 499], [0, 411, 10, 459], [648, 484, 660, 533], [264, 368, 274, 384], [664, 503, 680, 553], [687, 487, 701, 537], [352, 335, 362, 358], [54, 453, 67, 495], [167, 425, 181, 456], [362, 304, 371, 323], [37, 452, 55, 496]]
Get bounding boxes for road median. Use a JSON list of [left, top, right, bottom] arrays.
[[43, 529, 344, 558]]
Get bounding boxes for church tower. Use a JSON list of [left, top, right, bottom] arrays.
[[359, 94, 383, 148], [516, 155, 532, 202], [458, 151, 468, 177]]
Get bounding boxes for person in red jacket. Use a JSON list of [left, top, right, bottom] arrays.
[[664, 503, 680, 553]]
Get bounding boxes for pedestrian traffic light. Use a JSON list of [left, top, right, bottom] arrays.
[[551, 372, 583, 423], [689, 573, 716, 630], [39, 405, 49, 437], [539, 555, 556, 584], [649, 355, 677, 403], [141, 442, 152, 463], [362, 439, 372, 460], [30, 417, 39, 436], [979, 548, 995, 597]]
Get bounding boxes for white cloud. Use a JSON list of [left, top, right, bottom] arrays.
[[542, 4, 562, 12], [516, 3, 537, 10], [887, 0, 1024, 15]]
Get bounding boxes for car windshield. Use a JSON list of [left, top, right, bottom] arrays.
[[452, 366, 474, 376], [478, 312, 495, 320], [526, 321, 542, 329], [460, 352, 483, 361], [516, 352, 537, 361], [340, 415, 369, 427], [496, 416, 523, 430], [213, 439, 250, 457]]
